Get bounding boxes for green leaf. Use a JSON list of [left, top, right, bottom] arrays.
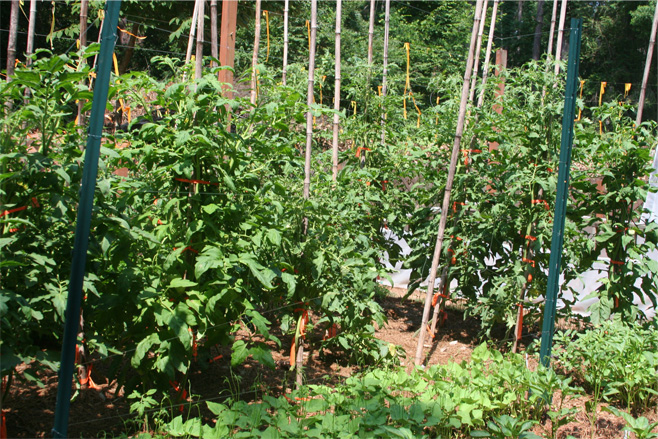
[[169, 278, 198, 289]]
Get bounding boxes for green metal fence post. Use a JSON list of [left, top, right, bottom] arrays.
[[539, 18, 583, 368], [52, 1, 122, 437]]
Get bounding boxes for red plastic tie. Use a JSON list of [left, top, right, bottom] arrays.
[[174, 177, 219, 186], [610, 260, 624, 266], [531, 199, 550, 210]]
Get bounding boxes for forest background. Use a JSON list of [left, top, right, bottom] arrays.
[[2, 0, 657, 121]]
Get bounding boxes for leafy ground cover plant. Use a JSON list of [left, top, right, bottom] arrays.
[[157, 344, 575, 439], [553, 317, 658, 416]]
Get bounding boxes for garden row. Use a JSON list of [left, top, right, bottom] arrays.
[[1, 48, 657, 431]]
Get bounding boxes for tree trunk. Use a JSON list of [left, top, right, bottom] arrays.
[[554, 0, 568, 74], [367, 0, 376, 65], [210, 0, 219, 67], [6, 0, 19, 82], [532, 0, 545, 60], [477, 0, 500, 108], [195, 0, 205, 81], [118, 22, 139, 75], [186, 0, 200, 64], [547, 0, 558, 59], [332, 0, 342, 181], [636, 0, 658, 126], [380, 0, 391, 145], [251, 0, 262, 106], [299, 0, 318, 388], [414, 0, 484, 367], [469, 0, 488, 103]]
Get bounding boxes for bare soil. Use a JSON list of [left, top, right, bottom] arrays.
[[2, 287, 656, 438]]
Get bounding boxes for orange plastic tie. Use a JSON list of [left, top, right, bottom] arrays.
[[524, 235, 537, 241], [355, 147, 371, 158], [1, 410, 6, 439], [522, 257, 536, 268], [610, 260, 624, 266]]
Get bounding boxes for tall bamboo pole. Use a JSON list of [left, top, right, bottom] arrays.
[[380, 0, 391, 145], [414, 0, 484, 367], [195, 0, 205, 80], [469, 0, 489, 103], [6, 0, 19, 82], [299, 0, 318, 388], [477, 0, 499, 108], [636, 0, 658, 126], [332, 0, 342, 181], [547, 0, 558, 59], [251, 0, 262, 106], [186, 0, 200, 64], [210, 0, 219, 67], [282, 0, 290, 85], [26, 0, 37, 64], [367, 0, 376, 65], [554, 0, 568, 75]]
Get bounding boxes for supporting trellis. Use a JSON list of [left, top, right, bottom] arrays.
[[52, 2, 122, 436], [477, 0, 499, 108], [282, 0, 290, 85], [332, 0, 342, 182], [469, 0, 488, 103], [251, 0, 262, 106], [195, 0, 205, 81], [414, 0, 484, 367], [636, 0, 658, 126], [380, 0, 391, 146], [539, 18, 582, 368], [367, 0, 376, 65], [554, 0, 568, 75], [297, 0, 318, 388]]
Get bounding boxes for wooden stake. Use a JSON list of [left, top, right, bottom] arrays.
[[332, 0, 342, 181], [195, 0, 205, 81], [554, 0, 568, 75], [367, 0, 376, 65], [299, 0, 318, 387], [380, 0, 391, 146], [251, 0, 262, 106], [469, 0, 488, 103], [210, 0, 219, 67], [636, 0, 658, 126], [218, 0, 238, 97], [414, 0, 484, 367], [477, 0, 499, 108]]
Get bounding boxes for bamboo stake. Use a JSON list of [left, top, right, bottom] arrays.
[[547, 0, 558, 59], [332, 0, 342, 181], [186, 0, 200, 64], [469, 0, 488, 103], [195, 0, 205, 80], [283, 0, 290, 85], [251, 0, 262, 106], [380, 0, 391, 145], [477, 0, 499, 108], [75, 0, 88, 125], [6, 0, 19, 82], [636, 0, 658, 126], [299, 0, 318, 387], [26, 0, 37, 64], [553, 0, 568, 75], [367, 0, 376, 65], [414, 0, 484, 367], [210, 0, 218, 67]]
